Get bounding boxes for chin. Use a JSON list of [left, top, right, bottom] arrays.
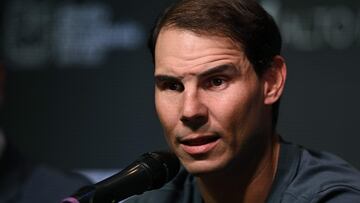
[[181, 158, 228, 176]]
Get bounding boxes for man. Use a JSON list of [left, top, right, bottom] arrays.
[[125, 0, 360, 202]]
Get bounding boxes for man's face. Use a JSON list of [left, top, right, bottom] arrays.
[[154, 28, 269, 175]]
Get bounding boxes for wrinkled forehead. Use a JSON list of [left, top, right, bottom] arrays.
[[154, 27, 252, 77], [155, 27, 245, 64]]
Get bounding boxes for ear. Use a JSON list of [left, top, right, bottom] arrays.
[[263, 55, 287, 105]]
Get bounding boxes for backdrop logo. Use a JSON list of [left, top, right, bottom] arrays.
[[262, 0, 360, 51], [3, 0, 145, 69]]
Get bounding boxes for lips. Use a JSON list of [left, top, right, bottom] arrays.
[[181, 136, 219, 146], [179, 134, 220, 155]]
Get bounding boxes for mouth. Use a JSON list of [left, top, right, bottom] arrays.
[[179, 134, 220, 155]]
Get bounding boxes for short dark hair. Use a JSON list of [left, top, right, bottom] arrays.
[[149, 0, 282, 129]]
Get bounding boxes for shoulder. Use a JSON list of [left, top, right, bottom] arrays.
[[282, 144, 360, 202], [19, 165, 92, 203], [28, 165, 91, 188], [124, 167, 200, 203], [0, 140, 92, 203]]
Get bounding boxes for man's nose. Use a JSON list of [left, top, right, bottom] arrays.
[[180, 90, 208, 131]]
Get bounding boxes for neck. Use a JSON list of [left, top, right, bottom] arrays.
[[196, 134, 280, 203]]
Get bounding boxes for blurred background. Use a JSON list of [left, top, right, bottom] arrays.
[[0, 0, 359, 172]]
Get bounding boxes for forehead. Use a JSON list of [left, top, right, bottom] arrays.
[[154, 28, 247, 74], [156, 27, 242, 55]]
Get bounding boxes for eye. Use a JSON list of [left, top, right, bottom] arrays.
[[211, 78, 225, 86], [204, 76, 229, 90], [156, 80, 184, 92], [155, 76, 184, 92], [167, 81, 184, 92]]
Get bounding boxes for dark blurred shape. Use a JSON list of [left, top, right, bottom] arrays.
[[0, 2, 92, 200], [0, 136, 91, 202]]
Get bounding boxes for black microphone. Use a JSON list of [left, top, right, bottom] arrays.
[[61, 151, 180, 203]]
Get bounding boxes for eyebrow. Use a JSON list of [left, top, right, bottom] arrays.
[[154, 75, 182, 83], [154, 64, 239, 82], [198, 64, 239, 78]]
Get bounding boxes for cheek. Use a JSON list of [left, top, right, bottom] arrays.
[[210, 87, 247, 116], [213, 97, 248, 134], [210, 85, 263, 137]]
